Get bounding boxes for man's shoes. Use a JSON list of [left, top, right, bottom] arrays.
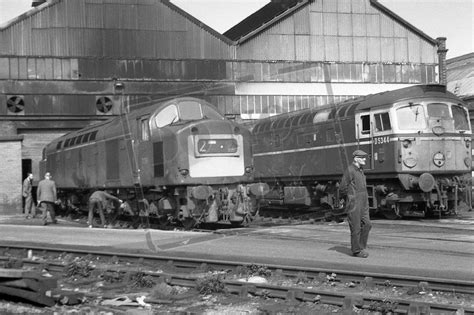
[[43, 221, 48, 226], [88, 225, 93, 228], [353, 250, 369, 258], [25, 215, 30, 219]]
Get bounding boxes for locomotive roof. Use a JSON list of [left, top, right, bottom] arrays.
[[252, 85, 461, 133], [355, 84, 460, 111], [48, 96, 217, 149]]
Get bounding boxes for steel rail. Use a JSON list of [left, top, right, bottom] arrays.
[[1, 244, 473, 314], [1, 243, 472, 295]]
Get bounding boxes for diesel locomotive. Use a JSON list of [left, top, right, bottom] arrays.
[[251, 85, 472, 218], [39, 97, 265, 227]]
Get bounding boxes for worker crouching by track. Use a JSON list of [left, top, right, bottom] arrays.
[[88, 189, 123, 228]]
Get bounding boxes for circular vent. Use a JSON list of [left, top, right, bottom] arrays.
[[7, 96, 25, 113], [96, 97, 113, 113]]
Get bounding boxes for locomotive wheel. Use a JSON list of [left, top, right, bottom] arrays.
[[182, 217, 197, 230], [381, 210, 399, 220], [380, 207, 400, 220]]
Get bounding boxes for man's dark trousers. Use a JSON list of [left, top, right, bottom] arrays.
[[347, 191, 372, 254], [41, 201, 56, 224]]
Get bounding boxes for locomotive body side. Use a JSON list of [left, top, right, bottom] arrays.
[[40, 97, 262, 227], [252, 85, 472, 218]]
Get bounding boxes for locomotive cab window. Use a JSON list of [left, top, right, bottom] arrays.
[[396, 104, 426, 130], [360, 114, 370, 134], [452, 104, 470, 131], [155, 105, 178, 128], [179, 100, 223, 121], [138, 117, 150, 141], [155, 101, 224, 128], [201, 102, 224, 120], [179, 101, 202, 120], [427, 103, 449, 118], [374, 112, 391, 132]]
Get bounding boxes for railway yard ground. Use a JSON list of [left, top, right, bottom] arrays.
[[0, 210, 473, 314]]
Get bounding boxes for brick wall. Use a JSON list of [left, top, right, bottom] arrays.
[[0, 121, 17, 135], [0, 136, 23, 214], [20, 131, 66, 179]]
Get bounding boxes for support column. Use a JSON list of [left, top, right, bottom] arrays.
[[437, 37, 448, 86]]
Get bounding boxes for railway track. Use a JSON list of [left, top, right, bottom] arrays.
[[57, 209, 342, 232], [0, 244, 472, 314]]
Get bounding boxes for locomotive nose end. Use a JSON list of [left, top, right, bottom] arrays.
[[418, 173, 436, 192]]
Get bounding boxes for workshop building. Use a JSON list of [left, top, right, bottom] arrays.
[[0, 0, 444, 213]]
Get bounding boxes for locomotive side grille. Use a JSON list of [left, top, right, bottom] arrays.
[[105, 139, 119, 180], [153, 142, 164, 177]]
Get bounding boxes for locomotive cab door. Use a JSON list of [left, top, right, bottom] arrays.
[[136, 115, 153, 185], [355, 111, 374, 170], [355, 111, 378, 211], [370, 110, 393, 172]]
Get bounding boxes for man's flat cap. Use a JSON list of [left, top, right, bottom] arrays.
[[353, 149, 368, 158]]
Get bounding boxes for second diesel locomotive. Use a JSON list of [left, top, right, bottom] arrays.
[[251, 85, 472, 218], [39, 97, 266, 227]]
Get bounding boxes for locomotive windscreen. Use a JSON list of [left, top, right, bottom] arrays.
[[155, 100, 224, 127], [178, 100, 223, 120], [452, 105, 470, 131]]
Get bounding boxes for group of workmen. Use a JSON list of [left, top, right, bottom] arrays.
[[22, 172, 122, 228], [22, 149, 371, 258]]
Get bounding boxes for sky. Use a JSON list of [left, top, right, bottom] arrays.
[[0, 0, 472, 59]]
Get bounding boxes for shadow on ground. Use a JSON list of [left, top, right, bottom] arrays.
[[328, 245, 352, 256]]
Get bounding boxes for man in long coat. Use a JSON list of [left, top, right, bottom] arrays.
[[37, 172, 57, 225], [22, 172, 35, 219]]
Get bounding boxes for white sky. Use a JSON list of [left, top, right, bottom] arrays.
[[0, 0, 472, 58]]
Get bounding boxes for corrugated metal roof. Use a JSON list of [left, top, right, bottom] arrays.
[[224, 0, 307, 41], [0, 0, 234, 58], [447, 53, 474, 97], [224, 0, 437, 46], [0, 0, 233, 45], [0, 0, 58, 30]]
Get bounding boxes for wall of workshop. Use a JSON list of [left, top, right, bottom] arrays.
[[0, 137, 23, 214], [235, 0, 437, 64]]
